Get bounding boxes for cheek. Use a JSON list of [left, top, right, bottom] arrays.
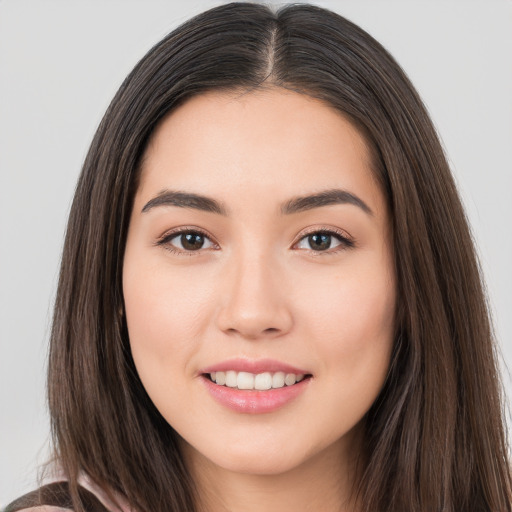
[[122, 262, 215, 426], [124, 260, 213, 347], [122, 252, 218, 406], [300, 260, 396, 384], [302, 270, 395, 439]]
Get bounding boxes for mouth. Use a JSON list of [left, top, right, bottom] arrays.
[[199, 360, 313, 414], [203, 371, 312, 390]]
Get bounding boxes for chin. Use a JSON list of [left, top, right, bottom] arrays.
[[186, 431, 341, 479], [218, 452, 302, 476], [181, 434, 311, 477]]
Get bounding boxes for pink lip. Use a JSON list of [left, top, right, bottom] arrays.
[[199, 358, 309, 375], [198, 359, 312, 414], [201, 376, 311, 414]]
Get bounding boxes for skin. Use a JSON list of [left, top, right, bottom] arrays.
[[123, 88, 396, 512]]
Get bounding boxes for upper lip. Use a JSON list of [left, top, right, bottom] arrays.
[[199, 358, 310, 375]]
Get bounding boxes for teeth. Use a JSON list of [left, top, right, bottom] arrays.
[[225, 371, 237, 388], [285, 373, 296, 386], [209, 371, 307, 390], [272, 372, 285, 388], [254, 372, 272, 390], [237, 372, 254, 390]]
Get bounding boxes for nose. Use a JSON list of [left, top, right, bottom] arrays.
[[215, 250, 293, 340]]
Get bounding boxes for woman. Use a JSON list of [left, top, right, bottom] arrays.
[[5, 2, 511, 511]]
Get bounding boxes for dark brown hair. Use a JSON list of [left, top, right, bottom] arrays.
[[47, 3, 511, 511]]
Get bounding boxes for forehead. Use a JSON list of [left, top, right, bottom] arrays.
[[137, 88, 385, 218]]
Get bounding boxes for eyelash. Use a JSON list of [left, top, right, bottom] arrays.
[[156, 226, 355, 257], [295, 227, 355, 255], [155, 227, 217, 257]]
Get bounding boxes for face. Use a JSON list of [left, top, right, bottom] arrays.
[[123, 89, 396, 477]]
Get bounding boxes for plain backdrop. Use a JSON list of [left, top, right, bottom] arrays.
[[1, 0, 511, 506]]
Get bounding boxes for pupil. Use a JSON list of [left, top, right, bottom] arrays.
[[181, 233, 204, 250], [309, 233, 331, 251]]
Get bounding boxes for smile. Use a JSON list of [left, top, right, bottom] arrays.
[[199, 360, 313, 414], [207, 371, 306, 390]]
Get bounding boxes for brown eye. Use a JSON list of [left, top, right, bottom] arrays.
[[308, 233, 332, 251], [295, 230, 354, 253], [180, 232, 206, 250], [159, 230, 216, 253]]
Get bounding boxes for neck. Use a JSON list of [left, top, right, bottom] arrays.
[[184, 431, 364, 512]]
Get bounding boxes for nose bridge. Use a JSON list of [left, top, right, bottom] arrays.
[[216, 243, 292, 339]]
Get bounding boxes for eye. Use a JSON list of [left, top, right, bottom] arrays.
[[294, 229, 354, 253], [157, 229, 217, 254]]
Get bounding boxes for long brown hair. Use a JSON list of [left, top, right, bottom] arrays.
[[47, 3, 511, 511]]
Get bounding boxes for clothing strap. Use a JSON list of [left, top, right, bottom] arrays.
[[5, 481, 110, 512]]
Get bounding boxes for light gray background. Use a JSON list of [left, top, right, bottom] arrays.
[[1, 0, 511, 506]]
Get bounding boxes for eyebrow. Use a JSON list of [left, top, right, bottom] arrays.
[[142, 190, 228, 215], [281, 189, 372, 216], [141, 188, 373, 216]]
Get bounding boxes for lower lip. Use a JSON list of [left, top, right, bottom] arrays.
[[201, 376, 311, 414]]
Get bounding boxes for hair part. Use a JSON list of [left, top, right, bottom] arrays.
[[47, 3, 511, 511]]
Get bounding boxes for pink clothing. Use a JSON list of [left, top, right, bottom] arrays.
[[6, 474, 132, 512], [10, 509, 70, 512]]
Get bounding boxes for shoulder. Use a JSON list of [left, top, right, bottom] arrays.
[[4, 482, 111, 512], [4, 508, 70, 512]]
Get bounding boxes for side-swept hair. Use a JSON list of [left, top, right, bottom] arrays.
[[48, 3, 511, 511]]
